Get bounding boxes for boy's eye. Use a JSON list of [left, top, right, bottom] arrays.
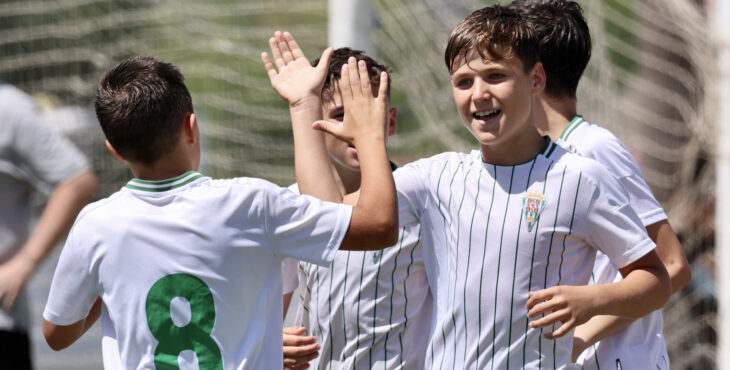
[[488, 73, 506, 80], [455, 79, 473, 88]]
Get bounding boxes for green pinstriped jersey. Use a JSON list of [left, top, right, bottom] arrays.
[[294, 225, 431, 370], [283, 179, 432, 370], [392, 140, 656, 369]]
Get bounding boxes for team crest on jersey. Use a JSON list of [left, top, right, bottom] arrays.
[[523, 192, 546, 232]]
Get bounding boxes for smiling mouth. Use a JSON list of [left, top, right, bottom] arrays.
[[473, 109, 500, 120]]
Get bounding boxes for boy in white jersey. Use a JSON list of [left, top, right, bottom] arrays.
[[42, 55, 399, 369], [274, 47, 432, 369], [507, 1, 691, 368], [278, 5, 673, 369]]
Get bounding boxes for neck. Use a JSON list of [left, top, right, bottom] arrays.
[[480, 129, 545, 166], [534, 94, 577, 141], [332, 161, 362, 196]]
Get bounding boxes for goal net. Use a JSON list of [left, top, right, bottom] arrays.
[[0, 0, 715, 368]]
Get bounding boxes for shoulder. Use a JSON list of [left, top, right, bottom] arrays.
[[564, 120, 641, 177], [398, 151, 474, 174], [547, 144, 621, 191]]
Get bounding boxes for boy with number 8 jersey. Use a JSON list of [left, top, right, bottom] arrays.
[[41, 56, 398, 369]]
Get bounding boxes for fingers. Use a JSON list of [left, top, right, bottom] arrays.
[[283, 31, 305, 60], [269, 35, 285, 70], [358, 60, 371, 96], [346, 57, 360, 98], [275, 31, 295, 64], [526, 287, 555, 310], [261, 52, 277, 80], [312, 119, 342, 138], [377, 71, 389, 100], [338, 63, 353, 101]]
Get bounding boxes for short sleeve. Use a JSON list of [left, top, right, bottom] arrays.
[[10, 100, 89, 194], [43, 227, 99, 325], [580, 170, 656, 270], [617, 173, 666, 227], [264, 186, 353, 266], [393, 162, 430, 227], [281, 257, 300, 294]]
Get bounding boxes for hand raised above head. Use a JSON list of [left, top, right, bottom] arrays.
[[312, 57, 389, 148], [261, 31, 333, 107]]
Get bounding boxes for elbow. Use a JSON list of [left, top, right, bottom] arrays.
[[671, 263, 692, 293], [43, 320, 75, 351], [374, 214, 399, 247]]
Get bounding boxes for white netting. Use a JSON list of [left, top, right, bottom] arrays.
[[0, 0, 715, 368]]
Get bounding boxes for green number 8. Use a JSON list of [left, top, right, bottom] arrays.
[[146, 273, 223, 369]]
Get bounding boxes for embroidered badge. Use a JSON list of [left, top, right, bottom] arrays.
[[523, 192, 547, 232]]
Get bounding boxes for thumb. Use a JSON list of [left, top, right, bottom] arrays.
[[312, 119, 342, 138], [315, 47, 334, 75]]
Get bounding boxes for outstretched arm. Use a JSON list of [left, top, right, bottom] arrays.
[[0, 170, 98, 310], [526, 249, 670, 339], [262, 31, 341, 203], [263, 32, 397, 250]]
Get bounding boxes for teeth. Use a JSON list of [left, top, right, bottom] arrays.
[[475, 109, 498, 118]]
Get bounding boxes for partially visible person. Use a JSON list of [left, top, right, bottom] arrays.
[[506, 1, 691, 368], [0, 82, 99, 369], [277, 47, 432, 369]]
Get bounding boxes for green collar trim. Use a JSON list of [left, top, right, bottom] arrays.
[[540, 136, 557, 158], [559, 115, 585, 141], [125, 171, 204, 192]]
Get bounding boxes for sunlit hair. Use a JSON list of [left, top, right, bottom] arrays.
[[445, 4, 539, 74], [95, 56, 193, 164], [313, 47, 392, 100], [507, 0, 591, 98]]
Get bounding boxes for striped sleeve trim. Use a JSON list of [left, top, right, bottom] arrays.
[[125, 171, 204, 192]]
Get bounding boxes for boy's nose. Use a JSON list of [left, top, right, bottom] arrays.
[[472, 79, 491, 101]]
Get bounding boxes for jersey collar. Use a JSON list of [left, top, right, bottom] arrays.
[[125, 171, 205, 193], [558, 115, 585, 141]]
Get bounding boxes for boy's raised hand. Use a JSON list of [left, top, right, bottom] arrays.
[[313, 57, 389, 146], [262, 31, 333, 107]]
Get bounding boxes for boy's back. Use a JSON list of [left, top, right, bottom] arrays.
[[44, 172, 352, 368]]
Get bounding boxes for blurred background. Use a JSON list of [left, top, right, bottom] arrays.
[[0, 0, 718, 368]]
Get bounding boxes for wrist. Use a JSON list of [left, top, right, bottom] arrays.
[[288, 95, 322, 112]]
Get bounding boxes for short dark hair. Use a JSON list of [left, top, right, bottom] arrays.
[[507, 0, 591, 98], [312, 47, 391, 100], [445, 4, 539, 74], [95, 56, 194, 164]]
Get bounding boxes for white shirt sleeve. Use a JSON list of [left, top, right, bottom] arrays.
[[578, 167, 656, 270], [43, 225, 99, 325], [264, 185, 352, 267]]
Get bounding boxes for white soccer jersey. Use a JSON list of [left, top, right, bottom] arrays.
[[44, 172, 352, 370], [282, 183, 432, 370], [558, 116, 670, 370], [392, 141, 656, 369]]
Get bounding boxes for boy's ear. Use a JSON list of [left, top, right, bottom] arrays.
[[530, 62, 546, 95], [105, 140, 126, 162], [183, 113, 198, 144], [387, 107, 398, 137]]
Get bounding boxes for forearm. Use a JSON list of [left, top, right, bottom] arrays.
[[596, 255, 670, 318], [289, 100, 341, 202], [341, 134, 398, 250], [572, 315, 635, 361], [44, 296, 102, 351], [18, 171, 97, 266]]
